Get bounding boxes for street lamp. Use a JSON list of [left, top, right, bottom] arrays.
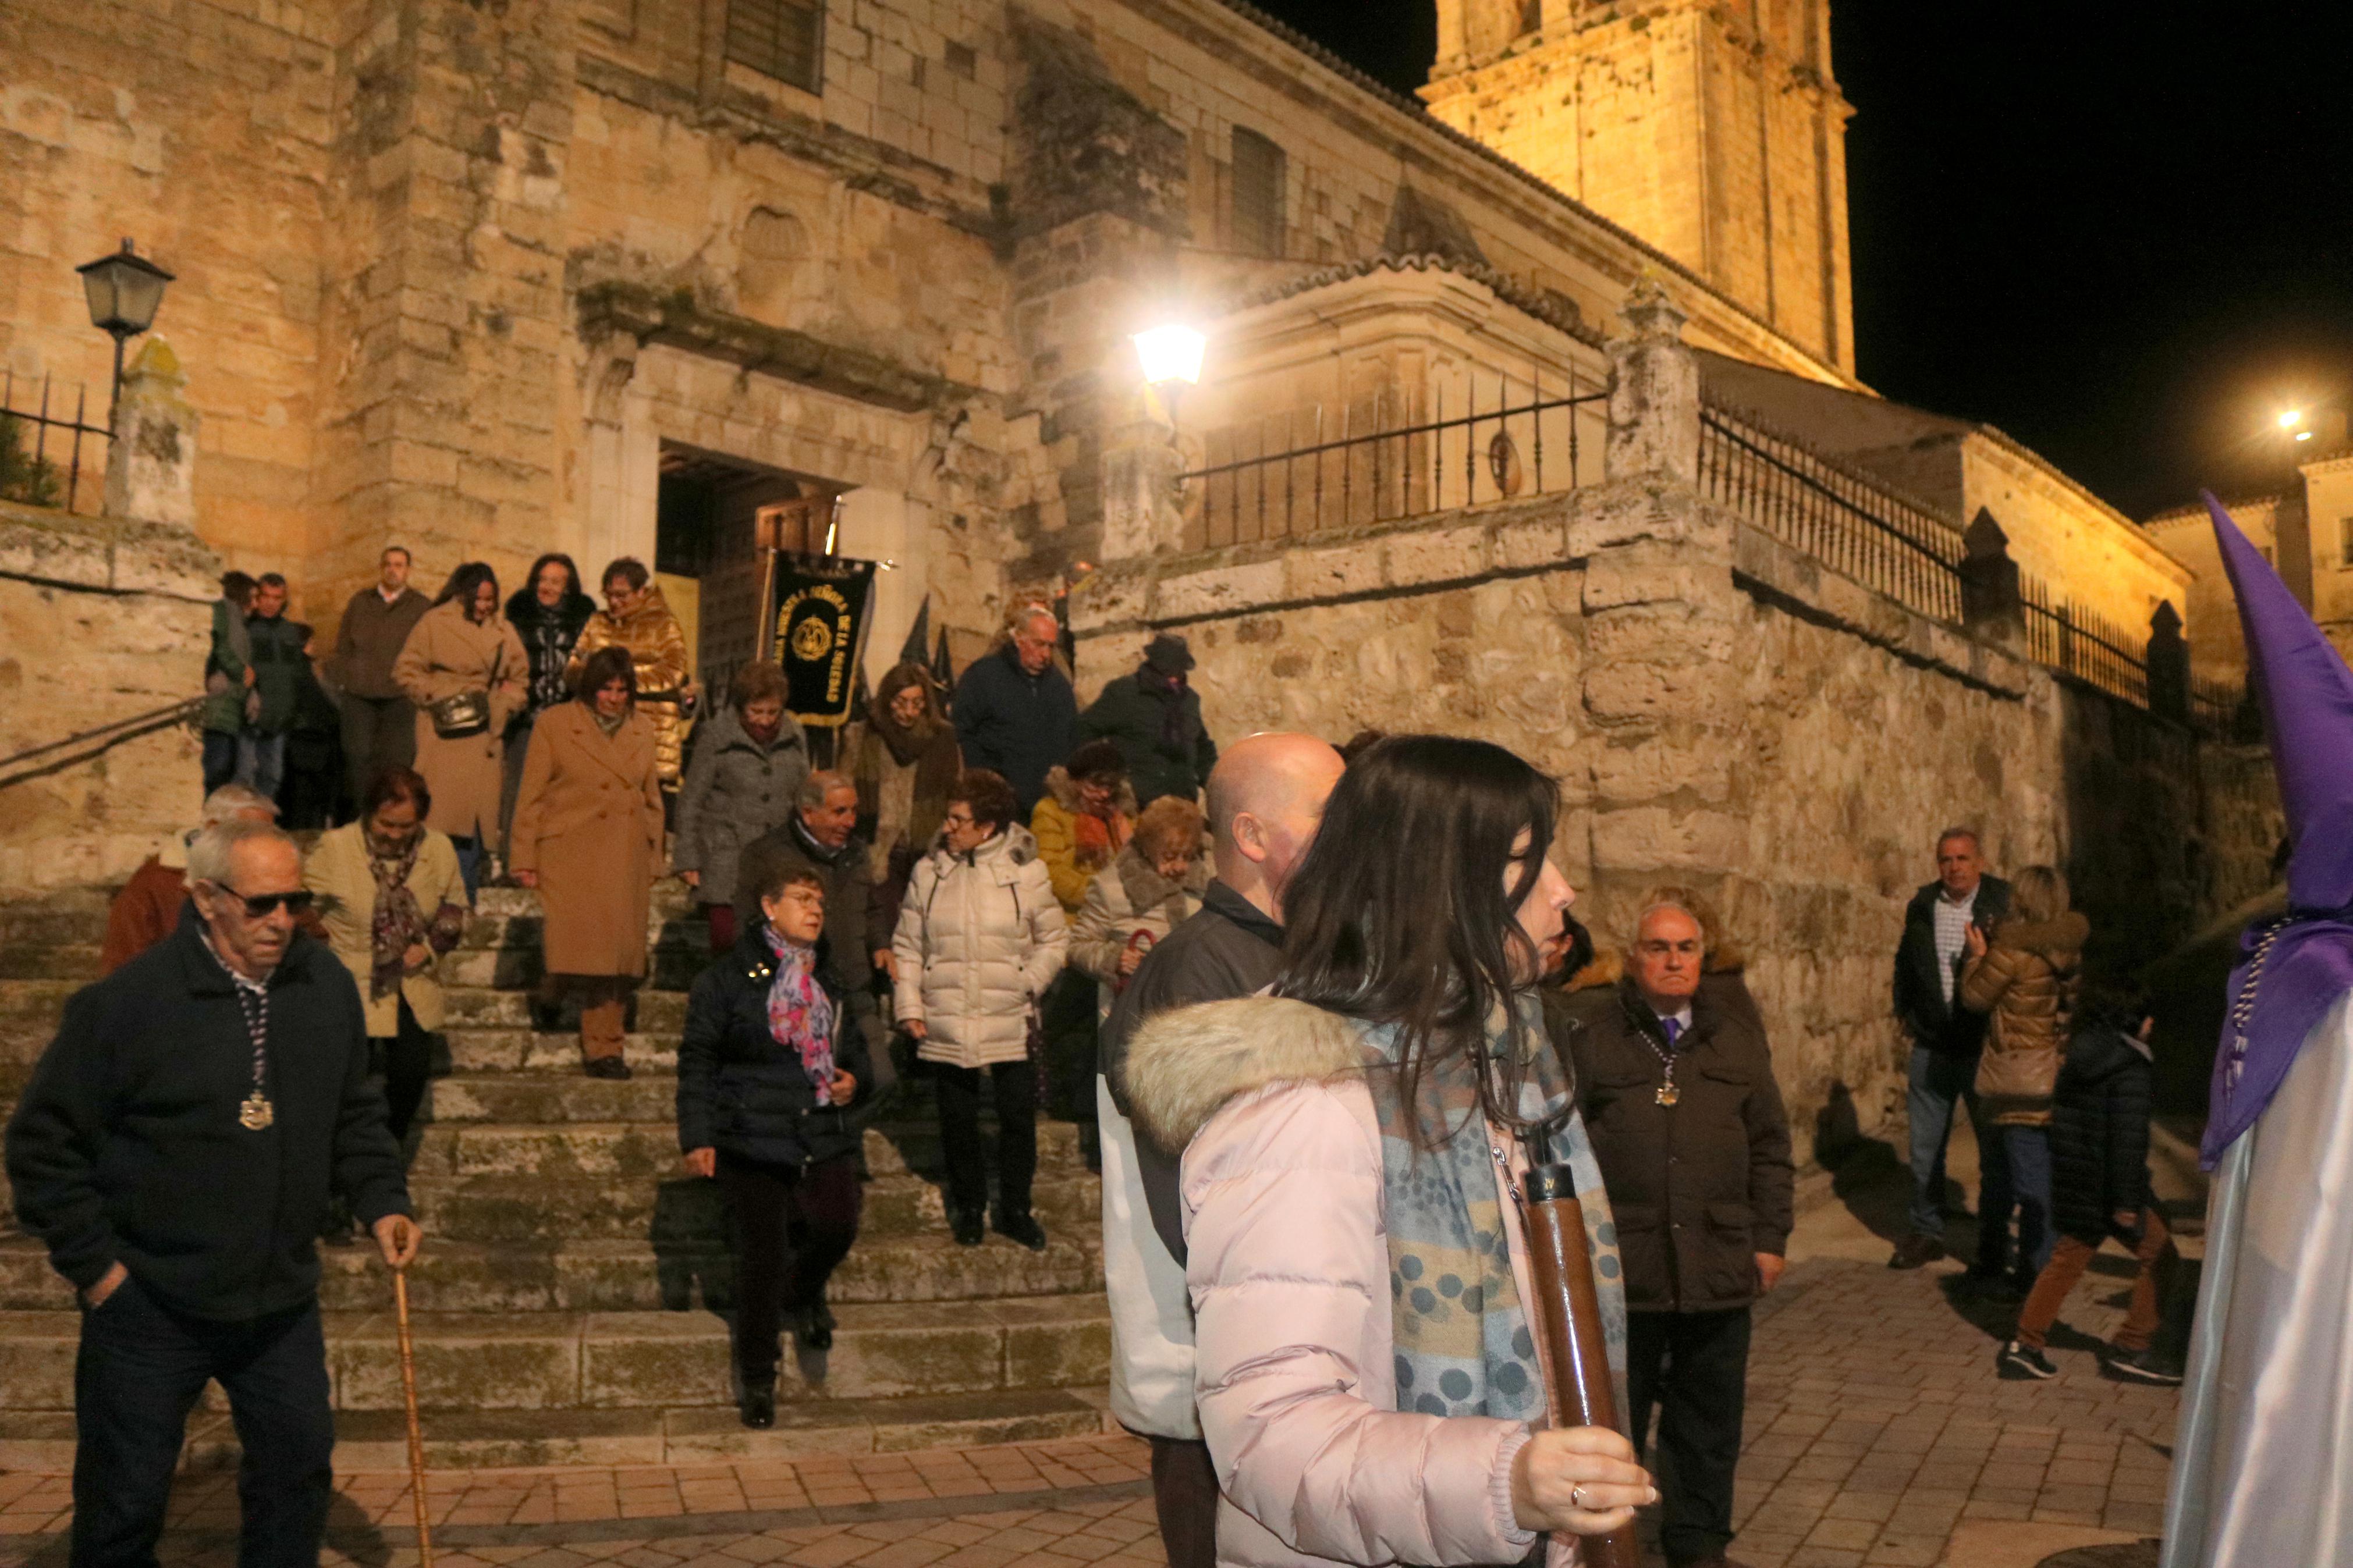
[[76, 238, 175, 425], [1132, 324, 1206, 389]]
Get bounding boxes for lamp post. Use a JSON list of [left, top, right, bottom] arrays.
[[1131, 323, 1205, 445], [76, 239, 175, 427]]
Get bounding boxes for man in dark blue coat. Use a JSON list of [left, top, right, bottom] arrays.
[[1889, 827, 2013, 1271], [952, 605, 1076, 815], [6, 820, 418, 1568]]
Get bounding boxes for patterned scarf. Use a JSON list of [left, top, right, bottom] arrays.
[[763, 925, 838, 1104], [366, 833, 427, 1002], [1360, 994, 1627, 1425]]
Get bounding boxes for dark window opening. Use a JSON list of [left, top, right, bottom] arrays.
[[656, 445, 826, 702], [1232, 127, 1287, 259], [726, 0, 825, 93]]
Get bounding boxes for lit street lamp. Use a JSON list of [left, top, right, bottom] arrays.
[[76, 238, 175, 425], [1131, 323, 1205, 458]]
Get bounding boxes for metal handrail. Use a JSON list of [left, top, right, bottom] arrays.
[[0, 696, 202, 785]]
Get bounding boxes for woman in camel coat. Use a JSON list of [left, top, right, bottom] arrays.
[[394, 562, 528, 896], [510, 644, 667, 1077]]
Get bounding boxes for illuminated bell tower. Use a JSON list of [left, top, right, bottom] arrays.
[[1421, 0, 1857, 375]]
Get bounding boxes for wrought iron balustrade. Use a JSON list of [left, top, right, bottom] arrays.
[[0, 371, 109, 515]]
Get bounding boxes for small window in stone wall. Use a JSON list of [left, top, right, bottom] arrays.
[[1231, 127, 1287, 259], [727, 0, 824, 93]]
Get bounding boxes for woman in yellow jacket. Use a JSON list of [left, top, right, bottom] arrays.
[[1027, 739, 1135, 1135], [1960, 863, 2088, 1295]]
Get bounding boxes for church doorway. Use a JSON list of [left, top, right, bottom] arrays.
[[654, 443, 841, 703]]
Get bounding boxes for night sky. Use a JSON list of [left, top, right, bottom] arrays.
[[1248, 1, 2353, 520]]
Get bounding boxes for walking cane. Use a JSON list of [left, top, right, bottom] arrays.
[[393, 1266, 435, 1568], [1516, 1124, 1641, 1568]]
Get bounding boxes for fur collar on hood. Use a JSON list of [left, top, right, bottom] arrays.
[[1990, 911, 2091, 957], [1125, 994, 1368, 1153], [1042, 765, 1140, 818]]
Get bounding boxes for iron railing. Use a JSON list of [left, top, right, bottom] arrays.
[[2192, 677, 2254, 741], [1179, 374, 1609, 548], [2022, 579, 2152, 709], [0, 372, 109, 515], [1698, 403, 1967, 624], [0, 696, 203, 792]]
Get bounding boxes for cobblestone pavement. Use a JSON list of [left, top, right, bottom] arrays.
[[0, 1133, 2193, 1568]]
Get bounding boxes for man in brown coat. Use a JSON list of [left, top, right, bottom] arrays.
[[1562, 899, 1794, 1568], [333, 546, 430, 812]]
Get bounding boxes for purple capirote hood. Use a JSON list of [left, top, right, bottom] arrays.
[[2201, 493, 2353, 1167]]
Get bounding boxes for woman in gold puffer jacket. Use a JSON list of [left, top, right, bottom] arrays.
[[567, 557, 696, 791], [1959, 863, 2088, 1290]]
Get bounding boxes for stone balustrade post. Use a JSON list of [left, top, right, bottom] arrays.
[[104, 337, 198, 528], [2145, 600, 2189, 723], [1605, 276, 1699, 485], [1958, 507, 2025, 650], [1098, 399, 1187, 560]]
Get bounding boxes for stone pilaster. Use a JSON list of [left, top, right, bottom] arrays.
[[2146, 600, 2189, 724], [104, 337, 198, 530], [1098, 418, 1187, 560], [1605, 276, 1699, 485], [1959, 507, 2025, 650]]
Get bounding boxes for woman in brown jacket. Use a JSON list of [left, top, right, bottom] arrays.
[[393, 563, 530, 899], [511, 645, 667, 1077], [1959, 863, 2088, 1292]]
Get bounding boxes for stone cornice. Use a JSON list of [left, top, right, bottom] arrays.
[[575, 284, 985, 414], [0, 500, 219, 602]]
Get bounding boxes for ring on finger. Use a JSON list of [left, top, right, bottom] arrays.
[[1570, 1484, 1588, 1510]]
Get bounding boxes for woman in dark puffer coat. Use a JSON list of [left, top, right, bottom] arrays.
[[676, 862, 869, 1430]]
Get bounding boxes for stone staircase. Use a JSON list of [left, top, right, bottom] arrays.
[[0, 883, 1110, 1470]]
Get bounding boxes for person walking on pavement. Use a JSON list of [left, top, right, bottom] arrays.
[[509, 646, 667, 1079], [892, 769, 1067, 1250], [303, 766, 469, 1146], [1561, 899, 1795, 1568], [393, 562, 528, 900], [2001, 977, 2182, 1385], [5, 819, 421, 1568], [677, 864, 869, 1430], [952, 604, 1076, 816], [675, 661, 810, 951], [1889, 827, 2013, 1270], [333, 546, 430, 814], [1095, 731, 1345, 1568], [1958, 864, 2087, 1297], [239, 574, 304, 802], [1078, 632, 1219, 808], [734, 771, 896, 1098], [201, 570, 256, 796], [501, 552, 596, 849]]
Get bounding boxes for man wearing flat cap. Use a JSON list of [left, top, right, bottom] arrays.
[[1079, 634, 1219, 809]]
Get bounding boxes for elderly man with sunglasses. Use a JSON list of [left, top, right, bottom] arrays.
[[6, 819, 420, 1568]]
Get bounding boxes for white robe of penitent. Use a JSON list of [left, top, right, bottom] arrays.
[[2162, 993, 2353, 1566]]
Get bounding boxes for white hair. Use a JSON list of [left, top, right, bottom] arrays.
[[187, 820, 299, 887], [199, 784, 279, 826], [798, 769, 856, 809], [1631, 898, 1708, 951]]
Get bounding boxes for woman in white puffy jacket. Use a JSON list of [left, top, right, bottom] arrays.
[[892, 767, 1069, 1250]]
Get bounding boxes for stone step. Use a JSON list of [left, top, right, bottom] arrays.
[[0, 943, 100, 982], [0, 890, 109, 952], [404, 1169, 1099, 1245], [397, 1119, 1092, 1182], [0, 1387, 1112, 1471], [0, 1232, 1101, 1313], [436, 986, 691, 1032], [0, 1296, 1110, 1413], [440, 1027, 681, 1073]]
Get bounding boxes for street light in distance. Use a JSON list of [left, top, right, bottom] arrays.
[[76, 238, 175, 426]]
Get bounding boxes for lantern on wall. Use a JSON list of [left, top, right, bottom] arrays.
[[76, 239, 175, 424]]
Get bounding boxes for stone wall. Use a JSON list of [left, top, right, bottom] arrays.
[[0, 500, 217, 894]]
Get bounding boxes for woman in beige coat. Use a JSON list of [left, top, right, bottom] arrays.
[[510, 644, 667, 1078], [394, 561, 528, 898], [1069, 795, 1209, 1022], [303, 765, 468, 1144]]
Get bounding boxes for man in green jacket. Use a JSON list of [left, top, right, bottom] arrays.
[[240, 573, 307, 803], [201, 570, 255, 794], [1079, 634, 1218, 809]]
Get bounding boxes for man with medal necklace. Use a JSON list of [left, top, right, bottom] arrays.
[[7, 819, 421, 1568]]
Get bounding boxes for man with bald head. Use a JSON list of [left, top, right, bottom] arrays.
[[1096, 730, 1346, 1568]]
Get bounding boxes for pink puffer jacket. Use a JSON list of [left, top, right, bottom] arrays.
[[1128, 995, 1578, 1568]]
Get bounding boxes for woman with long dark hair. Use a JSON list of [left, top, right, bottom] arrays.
[[1126, 734, 1653, 1568], [502, 552, 595, 849], [393, 561, 527, 898]]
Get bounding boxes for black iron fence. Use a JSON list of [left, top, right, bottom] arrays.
[[0, 371, 109, 515], [2022, 578, 2149, 707], [1698, 403, 1966, 624], [1179, 374, 1609, 548]]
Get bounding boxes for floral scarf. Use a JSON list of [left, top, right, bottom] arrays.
[[1359, 994, 1627, 1425], [763, 924, 838, 1104], [366, 834, 423, 1000]]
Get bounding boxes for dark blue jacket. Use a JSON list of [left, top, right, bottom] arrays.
[[676, 926, 872, 1168], [2050, 1026, 2156, 1245], [952, 643, 1077, 813], [1893, 874, 2013, 1052], [4, 906, 410, 1320]]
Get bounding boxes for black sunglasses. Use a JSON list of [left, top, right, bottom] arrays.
[[209, 883, 314, 919]]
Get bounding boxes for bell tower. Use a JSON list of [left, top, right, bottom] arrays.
[[1421, 0, 1856, 375]]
